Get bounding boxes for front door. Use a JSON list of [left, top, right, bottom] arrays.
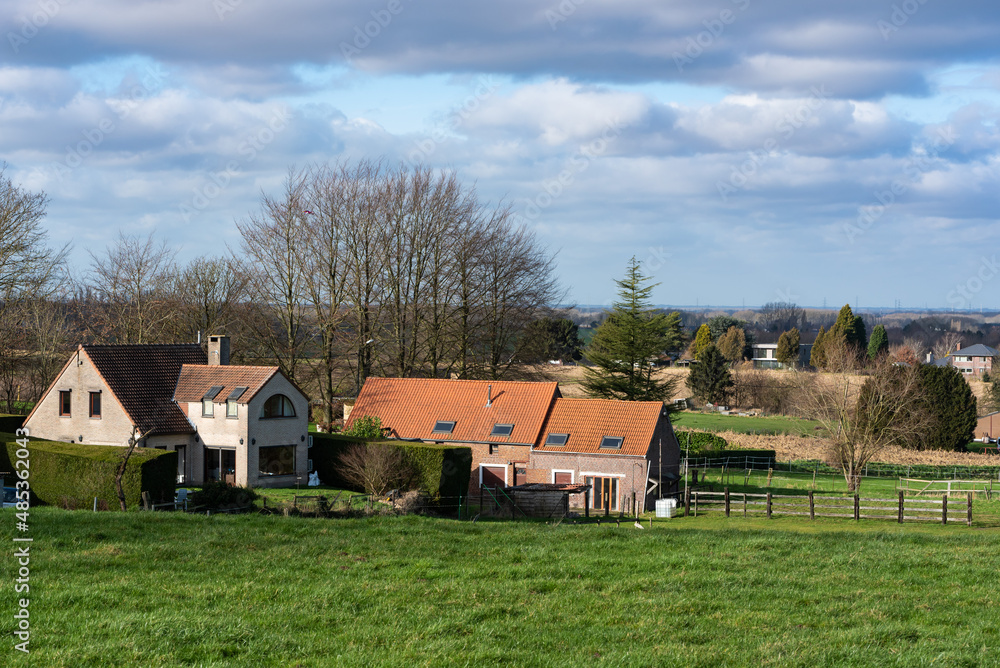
[[585, 476, 618, 511]]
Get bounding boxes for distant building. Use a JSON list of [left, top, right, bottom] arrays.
[[751, 343, 813, 369], [927, 344, 997, 377]]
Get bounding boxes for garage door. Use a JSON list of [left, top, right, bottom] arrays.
[[481, 465, 506, 489], [554, 471, 572, 484]]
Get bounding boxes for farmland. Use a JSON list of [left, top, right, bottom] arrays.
[[3, 508, 1000, 667]]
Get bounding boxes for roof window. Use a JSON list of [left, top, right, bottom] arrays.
[[599, 436, 623, 449], [432, 421, 455, 434], [490, 423, 514, 437], [202, 385, 224, 401], [544, 433, 569, 446]]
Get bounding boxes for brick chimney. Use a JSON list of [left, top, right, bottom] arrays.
[[208, 335, 230, 366]]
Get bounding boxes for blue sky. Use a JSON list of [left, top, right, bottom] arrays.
[[2, 0, 999, 309]]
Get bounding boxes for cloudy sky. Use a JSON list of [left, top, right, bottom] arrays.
[[2, 0, 999, 310]]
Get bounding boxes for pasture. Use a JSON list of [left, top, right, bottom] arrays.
[[2, 507, 999, 667]]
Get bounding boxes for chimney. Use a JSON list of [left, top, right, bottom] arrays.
[[926, 352, 934, 364], [208, 335, 230, 366], [485, 384, 492, 407]]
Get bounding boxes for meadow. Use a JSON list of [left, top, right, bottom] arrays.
[[2, 507, 999, 667]]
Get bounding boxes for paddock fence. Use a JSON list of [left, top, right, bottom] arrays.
[[684, 488, 973, 526]]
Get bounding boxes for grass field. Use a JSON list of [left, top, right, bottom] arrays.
[[672, 411, 825, 436], [3, 508, 1000, 667]]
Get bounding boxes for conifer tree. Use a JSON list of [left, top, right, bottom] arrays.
[[716, 325, 746, 364], [686, 344, 733, 405], [867, 324, 889, 360], [776, 328, 801, 367], [582, 257, 680, 403], [810, 326, 827, 369], [693, 323, 713, 360]]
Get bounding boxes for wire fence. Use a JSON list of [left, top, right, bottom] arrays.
[[683, 456, 1000, 482]]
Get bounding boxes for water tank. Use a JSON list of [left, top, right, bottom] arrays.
[[655, 498, 677, 518]]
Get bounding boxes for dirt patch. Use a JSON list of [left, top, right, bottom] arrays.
[[716, 430, 1000, 467]]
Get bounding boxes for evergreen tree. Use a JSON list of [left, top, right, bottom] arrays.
[[693, 323, 713, 360], [776, 328, 801, 367], [914, 365, 978, 451], [867, 324, 889, 360], [810, 326, 827, 369], [581, 258, 679, 403], [686, 344, 733, 405], [830, 304, 867, 353], [716, 326, 746, 364]]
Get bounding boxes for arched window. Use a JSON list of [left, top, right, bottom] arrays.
[[260, 394, 296, 419]]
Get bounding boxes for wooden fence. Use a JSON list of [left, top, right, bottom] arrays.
[[685, 488, 972, 526], [897, 478, 993, 499]]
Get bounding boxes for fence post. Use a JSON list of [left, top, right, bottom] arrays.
[[967, 492, 973, 527], [585, 489, 590, 518], [898, 491, 904, 524], [724, 487, 730, 517], [808, 490, 814, 520], [766, 491, 772, 519], [853, 494, 859, 521], [684, 486, 691, 517], [942, 494, 947, 525]]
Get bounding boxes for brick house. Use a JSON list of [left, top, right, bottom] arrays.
[[977, 412, 999, 441], [949, 344, 997, 377], [346, 377, 681, 513], [23, 336, 309, 488]]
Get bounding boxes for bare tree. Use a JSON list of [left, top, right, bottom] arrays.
[[338, 443, 411, 496], [236, 171, 310, 379], [804, 360, 931, 492], [759, 301, 805, 332], [82, 232, 177, 344], [172, 256, 249, 342], [932, 331, 963, 360]]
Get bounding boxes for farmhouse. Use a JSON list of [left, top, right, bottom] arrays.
[[23, 336, 310, 488], [346, 377, 681, 513]]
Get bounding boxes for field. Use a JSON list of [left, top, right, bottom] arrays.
[[3, 508, 1000, 667], [671, 411, 824, 436]]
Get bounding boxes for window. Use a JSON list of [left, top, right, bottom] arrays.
[[490, 423, 514, 437], [202, 385, 223, 417], [585, 476, 619, 511], [89, 392, 101, 418], [489, 443, 500, 455], [432, 420, 455, 434], [545, 433, 569, 446], [59, 390, 71, 416], [599, 436, 624, 449], [259, 445, 296, 476], [260, 394, 296, 419], [228, 386, 248, 401], [226, 400, 238, 418]]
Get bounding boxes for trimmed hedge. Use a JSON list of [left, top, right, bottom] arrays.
[[0, 415, 25, 433], [309, 433, 471, 500], [396, 443, 472, 500], [676, 431, 729, 454], [0, 434, 176, 509]]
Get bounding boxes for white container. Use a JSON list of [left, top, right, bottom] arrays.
[[655, 498, 677, 518]]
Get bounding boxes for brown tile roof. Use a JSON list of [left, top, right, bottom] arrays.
[[347, 377, 560, 445], [174, 365, 279, 404], [83, 344, 207, 435], [535, 397, 666, 457]]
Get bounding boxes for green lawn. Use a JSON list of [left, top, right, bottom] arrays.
[[672, 411, 825, 436], [3, 508, 1000, 666]]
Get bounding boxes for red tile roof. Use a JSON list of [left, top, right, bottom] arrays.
[[347, 377, 560, 445], [535, 397, 666, 457], [84, 344, 207, 435], [174, 365, 279, 404]]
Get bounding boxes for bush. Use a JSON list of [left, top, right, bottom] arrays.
[[343, 415, 383, 439], [338, 443, 412, 496], [191, 482, 257, 510], [0, 415, 25, 433], [396, 443, 472, 500], [676, 431, 729, 455], [0, 435, 176, 509]]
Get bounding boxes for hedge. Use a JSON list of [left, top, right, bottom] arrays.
[[309, 433, 471, 500], [676, 431, 729, 453], [0, 434, 177, 509], [0, 415, 25, 433]]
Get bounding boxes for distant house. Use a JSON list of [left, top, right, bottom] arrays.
[[346, 377, 681, 513], [751, 343, 813, 369], [23, 336, 309, 488], [949, 344, 997, 377]]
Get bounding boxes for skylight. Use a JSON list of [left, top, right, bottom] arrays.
[[490, 423, 514, 437], [432, 420, 455, 434], [228, 386, 249, 401], [599, 436, 623, 449], [545, 433, 569, 446], [202, 385, 224, 401]]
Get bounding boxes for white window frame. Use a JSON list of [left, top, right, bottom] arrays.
[[478, 464, 507, 487], [551, 469, 575, 483]]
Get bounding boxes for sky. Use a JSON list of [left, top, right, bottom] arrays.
[[2, 0, 1000, 310]]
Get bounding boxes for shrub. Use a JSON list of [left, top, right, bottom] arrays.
[[396, 443, 472, 500], [676, 431, 729, 455], [190, 482, 257, 510], [0, 435, 176, 509], [343, 415, 383, 439], [338, 443, 412, 496]]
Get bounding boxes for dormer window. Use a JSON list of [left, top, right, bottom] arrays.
[[202, 386, 223, 417], [490, 423, 514, 437], [545, 433, 569, 446], [599, 436, 623, 449], [432, 421, 455, 434]]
